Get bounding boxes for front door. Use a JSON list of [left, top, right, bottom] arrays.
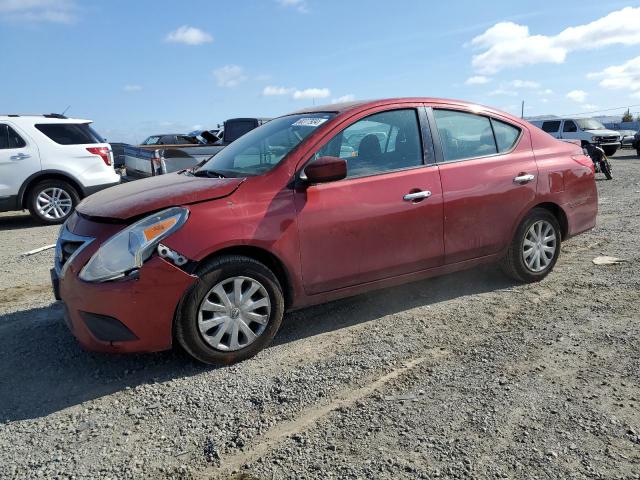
[[294, 106, 444, 295], [431, 108, 538, 264]]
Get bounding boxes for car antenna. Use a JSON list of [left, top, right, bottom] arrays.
[[61, 105, 71, 116]]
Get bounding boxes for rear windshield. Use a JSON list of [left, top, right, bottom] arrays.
[[35, 123, 104, 145]]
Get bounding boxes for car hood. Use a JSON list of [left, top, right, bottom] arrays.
[[77, 173, 244, 221], [584, 129, 620, 137]]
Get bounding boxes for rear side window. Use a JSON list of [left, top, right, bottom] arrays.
[[225, 120, 257, 143], [35, 123, 103, 145], [0, 124, 27, 149], [433, 109, 497, 161], [491, 119, 520, 152], [541, 121, 561, 133]]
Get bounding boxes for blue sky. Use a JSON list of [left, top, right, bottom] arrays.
[[1, 0, 639, 143]]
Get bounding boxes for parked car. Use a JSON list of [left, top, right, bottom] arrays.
[[634, 131, 640, 156], [617, 130, 637, 149], [123, 117, 270, 180], [52, 98, 597, 364], [141, 134, 202, 146], [108, 142, 128, 169], [0, 114, 120, 224], [531, 118, 621, 156]]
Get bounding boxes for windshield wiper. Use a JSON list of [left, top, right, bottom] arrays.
[[191, 169, 226, 178]]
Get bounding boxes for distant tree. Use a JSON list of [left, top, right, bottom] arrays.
[[622, 109, 633, 122]]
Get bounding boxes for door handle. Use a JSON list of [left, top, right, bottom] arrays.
[[513, 174, 535, 184], [403, 190, 432, 201], [10, 153, 30, 160]]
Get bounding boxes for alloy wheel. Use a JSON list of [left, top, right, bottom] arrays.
[[197, 276, 271, 351], [522, 220, 557, 272], [36, 187, 73, 220]]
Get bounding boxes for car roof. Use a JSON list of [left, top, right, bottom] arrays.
[[291, 97, 528, 125], [0, 114, 92, 124]]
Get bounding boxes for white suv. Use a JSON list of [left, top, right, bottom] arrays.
[[531, 118, 621, 156], [0, 114, 120, 224]]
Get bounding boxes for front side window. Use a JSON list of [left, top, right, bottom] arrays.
[[541, 121, 561, 133], [197, 113, 335, 177], [433, 109, 497, 161], [563, 121, 577, 133], [35, 123, 104, 145], [0, 124, 27, 149], [143, 136, 161, 145], [315, 109, 423, 178]]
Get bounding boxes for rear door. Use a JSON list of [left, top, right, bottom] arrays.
[[0, 123, 40, 199], [430, 107, 538, 264], [294, 105, 444, 294]]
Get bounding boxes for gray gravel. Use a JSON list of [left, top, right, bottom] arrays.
[[0, 150, 639, 480]]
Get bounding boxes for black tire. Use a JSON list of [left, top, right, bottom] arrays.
[[27, 179, 80, 225], [636, 147, 640, 158], [600, 159, 612, 180], [174, 255, 285, 365], [500, 208, 561, 283], [602, 146, 618, 157]]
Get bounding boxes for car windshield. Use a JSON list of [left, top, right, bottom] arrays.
[[196, 113, 335, 177], [575, 119, 606, 131], [143, 136, 161, 145]]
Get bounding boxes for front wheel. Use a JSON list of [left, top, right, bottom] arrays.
[[501, 208, 561, 283], [602, 146, 618, 157], [600, 159, 613, 180], [175, 255, 285, 365]]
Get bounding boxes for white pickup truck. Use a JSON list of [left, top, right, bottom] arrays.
[[530, 118, 621, 156]]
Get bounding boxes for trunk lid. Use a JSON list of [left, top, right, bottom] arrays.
[[77, 172, 244, 220]]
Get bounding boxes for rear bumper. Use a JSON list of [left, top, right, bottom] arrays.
[[81, 180, 120, 197], [57, 256, 196, 353]]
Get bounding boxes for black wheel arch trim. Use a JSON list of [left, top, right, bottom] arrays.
[[18, 170, 87, 207]]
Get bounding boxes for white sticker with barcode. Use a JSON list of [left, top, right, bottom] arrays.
[[292, 118, 328, 127]]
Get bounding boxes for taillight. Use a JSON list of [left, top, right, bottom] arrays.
[[86, 147, 112, 166], [571, 154, 595, 174]]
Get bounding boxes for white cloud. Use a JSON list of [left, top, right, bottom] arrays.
[[470, 7, 640, 73], [588, 56, 640, 97], [293, 88, 331, 100], [0, 0, 77, 23], [581, 104, 598, 111], [510, 79, 540, 89], [213, 65, 247, 88], [166, 25, 213, 45], [331, 94, 355, 103], [488, 88, 518, 97], [277, 0, 308, 13], [566, 90, 587, 103], [465, 75, 490, 85], [123, 85, 142, 92], [263, 85, 293, 96], [541, 88, 553, 95]]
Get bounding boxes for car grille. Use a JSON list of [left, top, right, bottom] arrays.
[[55, 227, 94, 276], [595, 136, 619, 143]]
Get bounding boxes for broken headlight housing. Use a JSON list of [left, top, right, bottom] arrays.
[[79, 207, 189, 282]]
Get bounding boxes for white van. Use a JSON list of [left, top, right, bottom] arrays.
[[0, 114, 120, 224], [530, 118, 621, 156]]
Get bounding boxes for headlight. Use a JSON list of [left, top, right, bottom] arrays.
[[79, 207, 189, 282], [591, 136, 600, 142]]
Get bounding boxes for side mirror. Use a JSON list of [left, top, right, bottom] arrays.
[[302, 156, 347, 184]]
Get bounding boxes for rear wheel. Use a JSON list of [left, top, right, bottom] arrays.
[[501, 208, 561, 283], [175, 255, 285, 365], [27, 179, 79, 224]]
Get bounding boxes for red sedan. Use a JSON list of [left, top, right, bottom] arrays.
[[52, 98, 598, 364]]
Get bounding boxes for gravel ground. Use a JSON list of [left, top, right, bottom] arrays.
[[0, 150, 638, 480]]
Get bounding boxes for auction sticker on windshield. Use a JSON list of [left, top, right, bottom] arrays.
[[292, 118, 329, 127]]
